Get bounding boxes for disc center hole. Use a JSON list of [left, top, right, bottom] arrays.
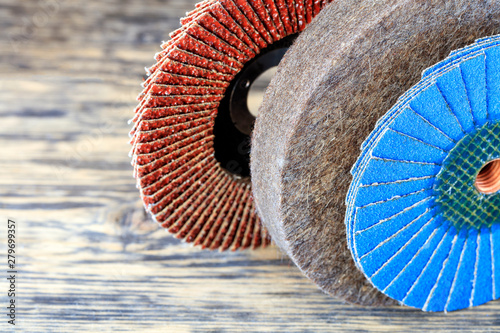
[[247, 67, 278, 117], [475, 159, 500, 194]]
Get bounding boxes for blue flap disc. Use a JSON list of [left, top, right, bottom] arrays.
[[346, 36, 500, 312]]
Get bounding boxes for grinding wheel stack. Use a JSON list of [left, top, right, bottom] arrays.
[[131, 0, 500, 312], [130, 0, 333, 251], [251, 0, 500, 309]]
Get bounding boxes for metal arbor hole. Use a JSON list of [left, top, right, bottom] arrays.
[[476, 159, 500, 194], [247, 67, 278, 117], [213, 34, 297, 178]]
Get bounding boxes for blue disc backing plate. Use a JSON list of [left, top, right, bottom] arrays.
[[346, 35, 500, 312]]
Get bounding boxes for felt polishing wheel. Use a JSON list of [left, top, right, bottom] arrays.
[[347, 37, 500, 312], [130, 0, 333, 250], [251, 0, 500, 306]]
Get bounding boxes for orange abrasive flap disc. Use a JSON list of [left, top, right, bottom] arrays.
[[251, 0, 500, 307], [130, 0, 333, 251]]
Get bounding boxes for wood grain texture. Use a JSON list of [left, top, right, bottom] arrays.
[[1, 0, 500, 332]]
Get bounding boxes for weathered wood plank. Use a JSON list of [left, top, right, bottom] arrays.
[[1, 0, 500, 332]]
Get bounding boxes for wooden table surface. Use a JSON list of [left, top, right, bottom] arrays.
[[1, 0, 500, 332]]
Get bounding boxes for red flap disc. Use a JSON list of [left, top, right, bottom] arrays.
[[130, 0, 333, 251]]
